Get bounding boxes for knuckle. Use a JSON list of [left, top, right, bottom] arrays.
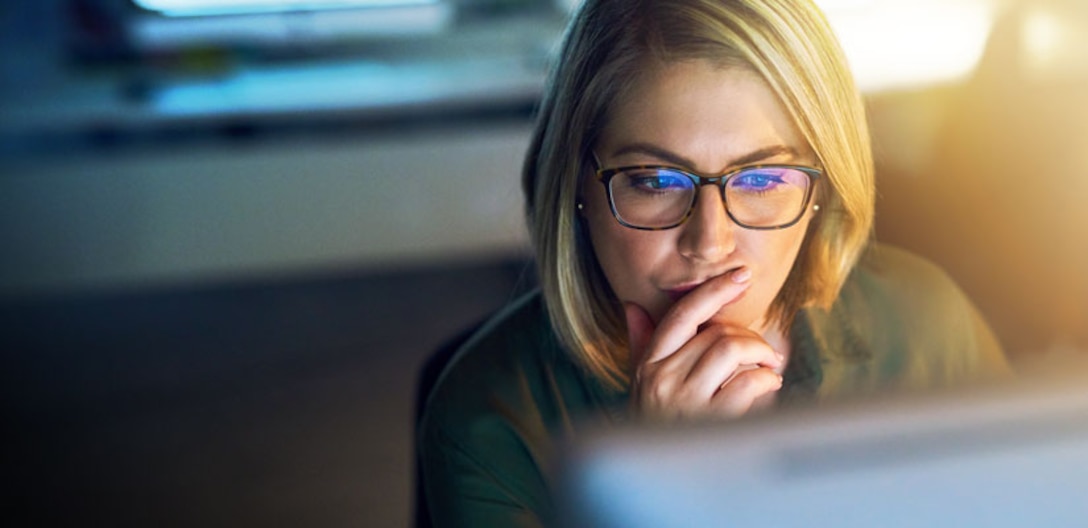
[[645, 383, 672, 406], [707, 336, 741, 361], [638, 372, 674, 403]]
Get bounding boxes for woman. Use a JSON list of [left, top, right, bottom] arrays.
[[418, 0, 1011, 525]]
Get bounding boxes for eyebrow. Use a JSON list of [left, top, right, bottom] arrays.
[[610, 143, 800, 172]]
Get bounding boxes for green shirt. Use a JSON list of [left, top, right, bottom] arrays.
[[418, 245, 1011, 527]]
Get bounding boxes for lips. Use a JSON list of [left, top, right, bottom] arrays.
[[665, 284, 699, 302]]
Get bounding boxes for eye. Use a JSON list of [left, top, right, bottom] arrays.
[[627, 170, 692, 192], [729, 169, 787, 192]]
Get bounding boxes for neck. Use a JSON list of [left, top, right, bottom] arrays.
[[758, 320, 792, 376]]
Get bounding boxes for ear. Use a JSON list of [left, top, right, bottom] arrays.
[[576, 150, 604, 218]]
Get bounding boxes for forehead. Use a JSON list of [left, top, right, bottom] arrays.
[[599, 60, 811, 172]]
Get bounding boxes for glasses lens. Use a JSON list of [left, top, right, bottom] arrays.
[[609, 168, 695, 228], [725, 167, 811, 227]]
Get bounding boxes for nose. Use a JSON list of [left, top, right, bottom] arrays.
[[677, 187, 736, 263]]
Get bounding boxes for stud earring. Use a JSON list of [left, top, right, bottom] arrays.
[[577, 202, 585, 211], [813, 204, 821, 212]]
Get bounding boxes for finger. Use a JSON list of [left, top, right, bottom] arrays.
[[681, 330, 784, 398], [623, 301, 656, 370], [648, 324, 765, 383], [713, 324, 785, 369], [711, 367, 783, 417], [645, 268, 752, 363], [633, 323, 729, 402]]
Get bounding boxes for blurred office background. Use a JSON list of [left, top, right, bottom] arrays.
[[1, 0, 1085, 526]]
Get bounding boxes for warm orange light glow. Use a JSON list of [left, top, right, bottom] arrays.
[[820, 0, 999, 93]]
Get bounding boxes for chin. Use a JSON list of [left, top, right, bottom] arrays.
[[708, 306, 754, 328], [710, 295, 768, 330]]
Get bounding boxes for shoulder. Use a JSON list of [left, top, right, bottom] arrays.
[[853, 243, 959, 296], [813, 243, 1011, 395], [418, 288, 611, 461], [829, 243, 973, 344], [421, 290, 556, 433], [843, 243, 968, 320], [417, 290, 610, 523]]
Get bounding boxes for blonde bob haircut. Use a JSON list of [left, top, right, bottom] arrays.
[[522, 0, 874, 390]]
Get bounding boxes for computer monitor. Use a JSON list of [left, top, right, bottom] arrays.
[[559, 373, 1088, 527]]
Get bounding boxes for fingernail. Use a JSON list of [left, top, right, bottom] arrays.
[[731, 267, 752, 283]]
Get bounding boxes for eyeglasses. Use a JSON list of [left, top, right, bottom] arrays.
[[593, 157, 822, 231]]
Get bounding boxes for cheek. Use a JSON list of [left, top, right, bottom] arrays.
[[586, 217, 653, 294], [744, 218, 810, 285], [582, 190, 671, 301]]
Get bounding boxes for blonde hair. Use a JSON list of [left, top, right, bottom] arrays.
[[523, 0, 874, 390]]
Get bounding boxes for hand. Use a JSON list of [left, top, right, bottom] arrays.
[[625, 268, 784, 421]]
